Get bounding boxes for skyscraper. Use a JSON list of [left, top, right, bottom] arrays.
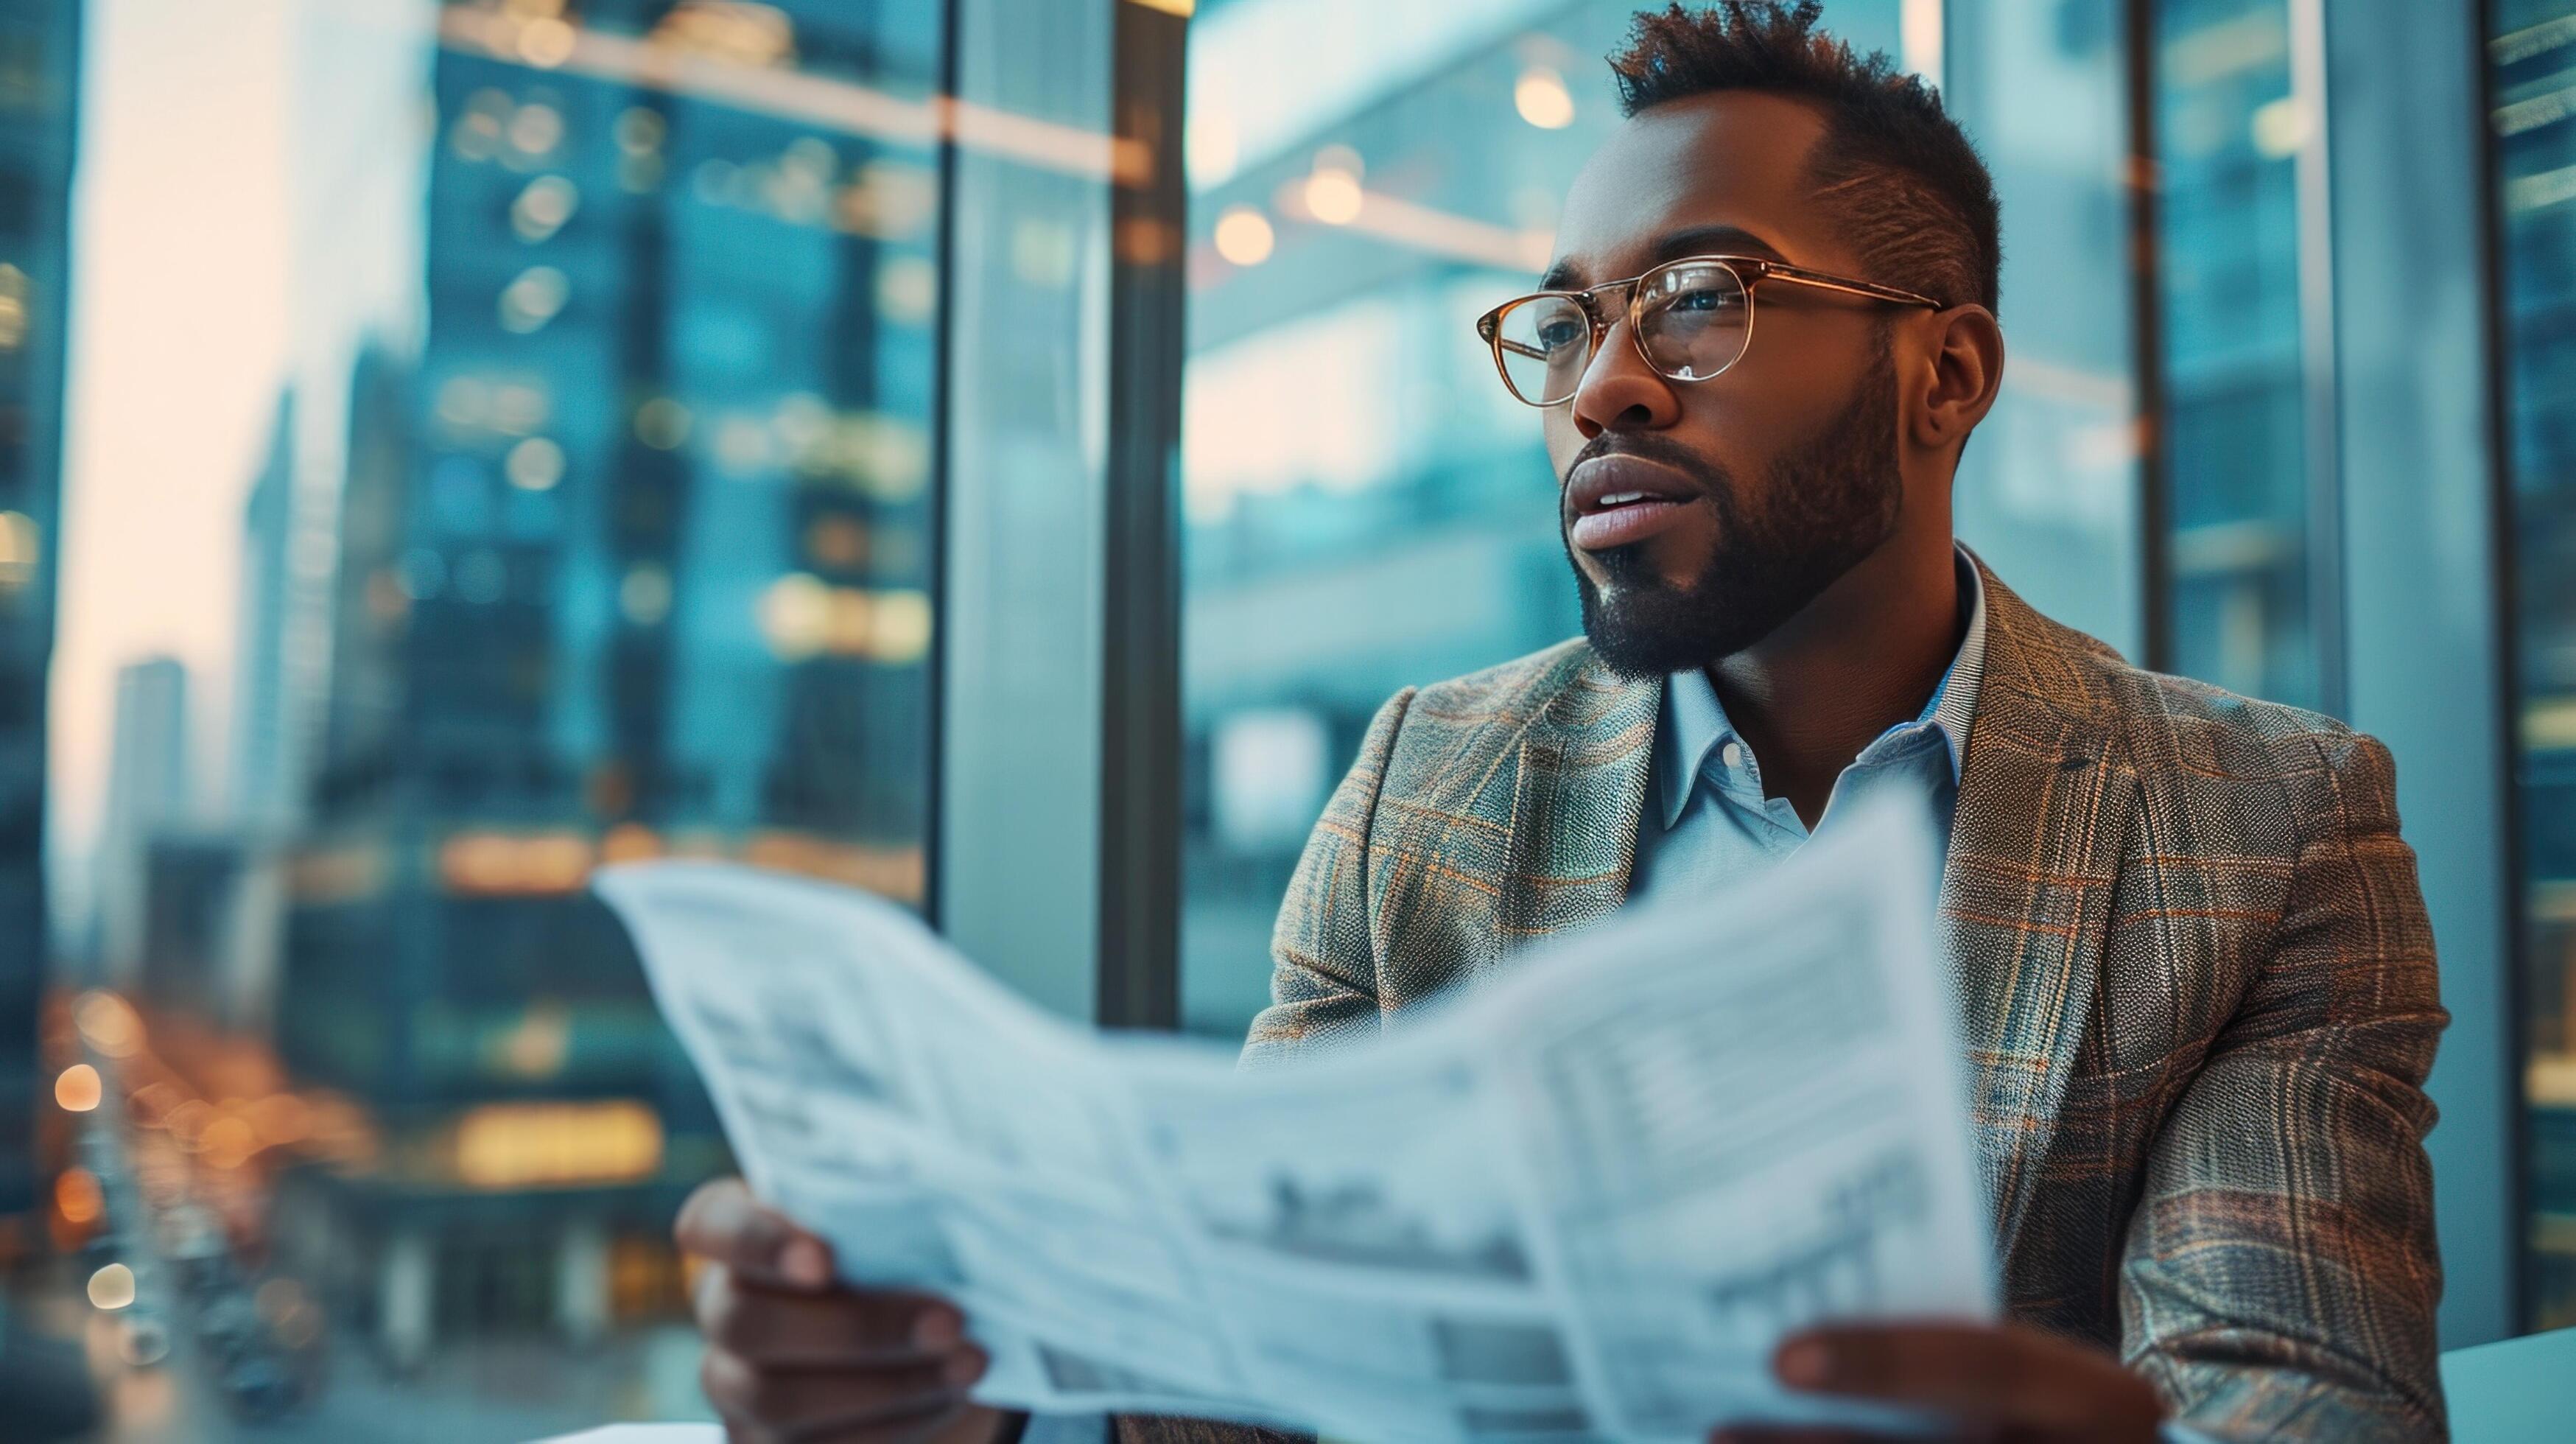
[[277, 0, 944, 1356], [0, 0, 78, 1224], [231, 391, 301, 834], [96, 656, 191, 984]]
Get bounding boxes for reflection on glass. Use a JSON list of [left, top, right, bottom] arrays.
[[1944, 0, 2141, 656], [31, 1, 943, 1432], [1177, 0, 1901, 1041], [2154, 0, 2320, 707], [2495, 0, 2576, 1331]]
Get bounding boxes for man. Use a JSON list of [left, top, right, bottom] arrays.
[[675, 4, 2449, 1441]]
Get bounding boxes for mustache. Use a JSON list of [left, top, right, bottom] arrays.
[[1559, 431, 1727, 494]]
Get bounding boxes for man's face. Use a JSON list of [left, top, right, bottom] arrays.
[[1543, 92, 1911, 678]]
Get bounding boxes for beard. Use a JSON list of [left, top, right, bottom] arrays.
[[1568, 331, 1903, 679]]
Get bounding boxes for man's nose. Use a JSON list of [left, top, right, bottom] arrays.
[[1568, 318, 1682, 438]]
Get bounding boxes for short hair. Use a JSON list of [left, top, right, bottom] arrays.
[[1606, 1, 2001, 315]]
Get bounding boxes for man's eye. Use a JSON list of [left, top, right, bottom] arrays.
[[1537, 320, 1585, 349], [1669, 288, 1737, 314]]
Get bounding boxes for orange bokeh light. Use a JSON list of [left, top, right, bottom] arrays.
[[54, 1063, 101, 1112], [55, 1168, 101, 1224]]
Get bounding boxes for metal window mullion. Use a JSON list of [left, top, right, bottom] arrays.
[[1095, 0, 1188, 1031], [2125, 0, 2172, 675], [2288, 0, 2348, 721]]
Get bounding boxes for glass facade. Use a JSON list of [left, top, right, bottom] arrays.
[[275, 0, 942, 1390], [30, 1, 945, 1433], [1943, 0, 2141, 659], [1178, 0, 1668, 1038], [0, 0, 73, 1226], [2153, 0, 2325, 710], [2496, 0, 2576, 1331]]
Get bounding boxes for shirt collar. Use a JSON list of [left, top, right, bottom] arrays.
[[1654, 544, 1989, 830]]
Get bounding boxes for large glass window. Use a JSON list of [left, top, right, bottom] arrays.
[[2494, 0, 2576, 1331], [1178, 0, 1676, 1039], [1177, 0, 2150, 1040], [2153, 0, 2326, 709], [32, 1, 943, 1432], [1945, 0, 2141, 657]]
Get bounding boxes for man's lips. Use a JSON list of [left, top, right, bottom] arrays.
[[1564, 454, 1701, 552]]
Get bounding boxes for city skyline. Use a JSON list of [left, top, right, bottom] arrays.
[[47, 0, 301, 933], [34, 3, 960, 1423]]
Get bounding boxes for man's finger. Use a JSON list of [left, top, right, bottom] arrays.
[[695, 1264, 966, 1365], [678, 1177, 835, 1290], [699, 1345, 986, 1434], [1774, 1322, 2161, 1434]]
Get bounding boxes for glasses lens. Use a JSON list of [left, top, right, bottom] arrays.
[[1638, 261, 1750, 382], [1495, 295, 1591, 405]]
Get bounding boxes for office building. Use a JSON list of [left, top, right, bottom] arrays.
[[274, 0, 944, 1359], [0, 0, 77, 1226], [231, 391, 303, 835], [95, 656, 190, 986]]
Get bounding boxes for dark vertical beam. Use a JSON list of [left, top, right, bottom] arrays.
[[919, 0, 966, 925], [2287, 0, 2348, 722], [2122, 0, 2171, 676], [1096, 0, 1188, 1031], [608, 97, 681, 820]]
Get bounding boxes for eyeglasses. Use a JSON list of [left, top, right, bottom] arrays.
[[1474, 255, 1943, 407]]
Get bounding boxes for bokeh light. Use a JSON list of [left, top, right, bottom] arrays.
[[1515, 66, 1576, 129], [1212, 205, 1274, 266], [54, 1062, 100, 1112], [73, 992, 139, 1057], [88, 1263, 137, 1311], [54, 1167, 102, 1224]]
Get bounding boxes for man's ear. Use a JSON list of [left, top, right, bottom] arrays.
[[1909, 304, 2004, 454]]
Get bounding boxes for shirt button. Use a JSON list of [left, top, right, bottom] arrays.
[[1719, 740, 1744, 770]]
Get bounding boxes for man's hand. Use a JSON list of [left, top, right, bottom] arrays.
[[1710, 1321, 2167, 1443], [678, 1177, 1004, 1444]]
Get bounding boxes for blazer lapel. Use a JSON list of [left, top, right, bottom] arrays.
[[1489, 653, 1657, 957], [1939, 567, 2132, 1262]]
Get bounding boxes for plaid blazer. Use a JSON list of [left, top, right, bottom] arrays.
[[1127, 561, 2446, 1444]]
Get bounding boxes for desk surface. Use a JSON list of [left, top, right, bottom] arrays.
[[2442, 1327, 2575, 1443]]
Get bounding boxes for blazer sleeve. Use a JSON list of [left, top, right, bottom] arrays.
[[2119, 732, 2449, 1441], [1238, 687, 1414, 1069]]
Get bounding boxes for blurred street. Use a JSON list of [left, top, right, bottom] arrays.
[[14, 1267, 712, 1442]]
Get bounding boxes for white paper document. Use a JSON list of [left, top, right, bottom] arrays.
[[594, 799, 1993, 1443]]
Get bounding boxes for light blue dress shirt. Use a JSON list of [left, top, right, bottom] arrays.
[[1624, 545, 1988, 905]]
